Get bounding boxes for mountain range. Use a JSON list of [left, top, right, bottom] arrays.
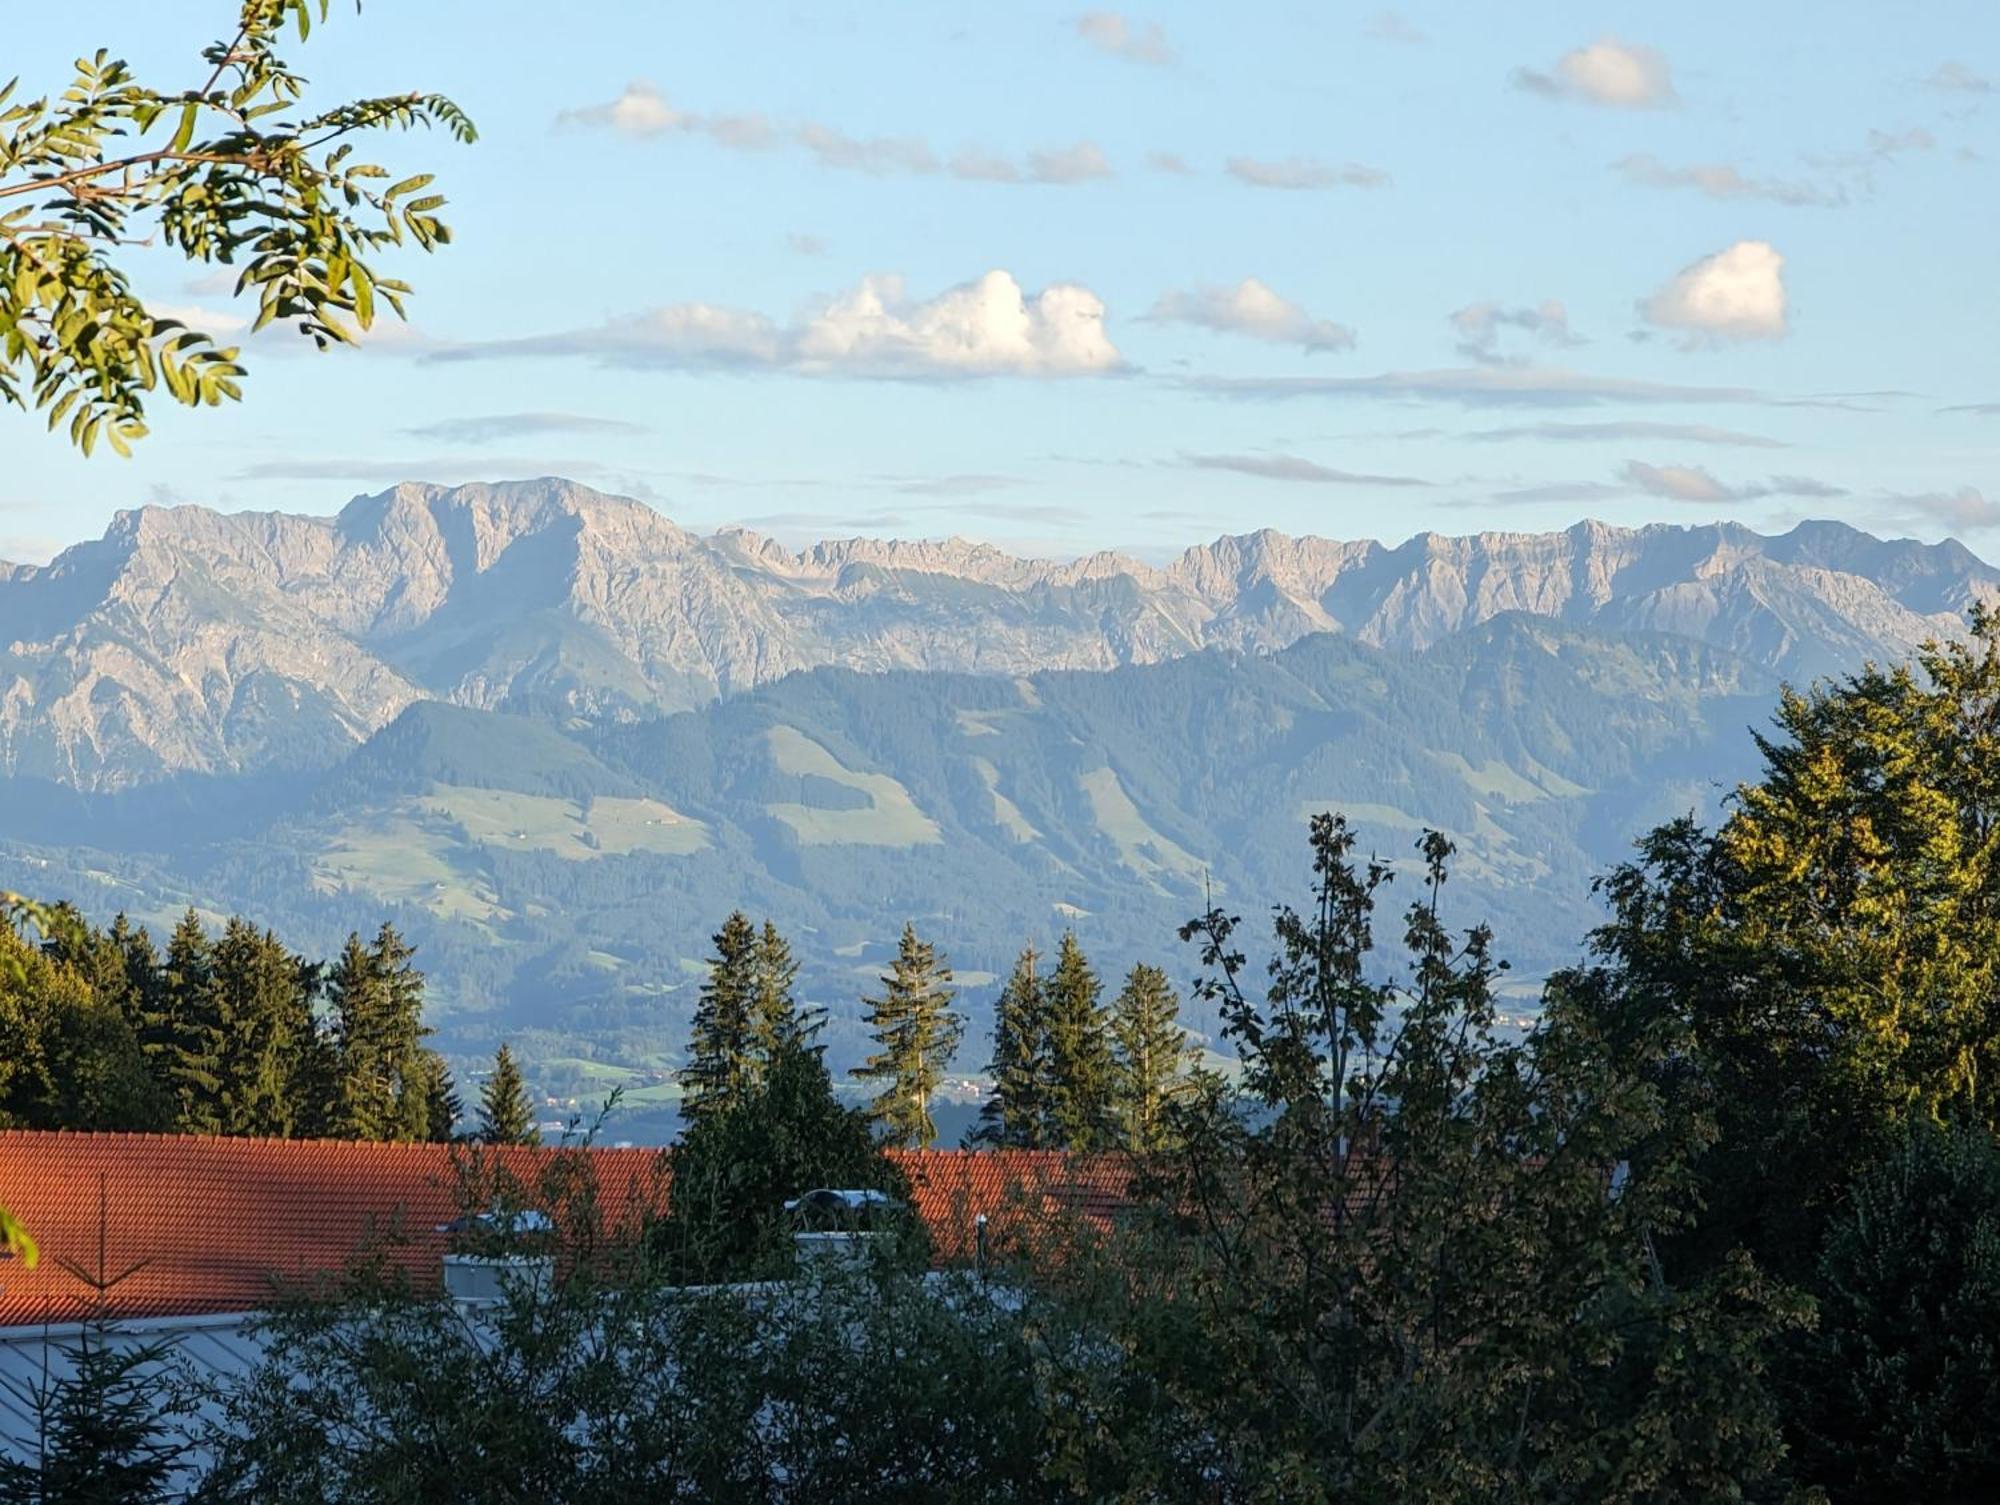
[[3, 477, 1992, 791], [2, 479, 1993, 1120]]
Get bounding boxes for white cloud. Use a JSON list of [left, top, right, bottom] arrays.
[[1076, 11, 1175, 65], [1027, 142, 1115, 184], [1514, 37, 1676, 109], [442, 271, 1122, 380], [151, 302, 250, 336], [798, 122, 939, 176], [1450, 300, 1581, 364], [1467, 420, 1789, 449], [1620, 461, 1845, 504], [1615, 154, 1843, 208], [1640, 241, 1788, 346], [555, 81, 695, 137], [1889, 486, 2000, 531], [1927, 62, 1991, 94], [1365, 12, 1427, 44], [1146, 150, 1193, 175], [557, 83, 1111, 185], [1226, 156, 1389, 190], [1150, 278, 1355, 352], [1183, 453, 1428, 487]]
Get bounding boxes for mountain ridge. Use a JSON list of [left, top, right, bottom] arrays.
[[2, 476, 1992, 789]]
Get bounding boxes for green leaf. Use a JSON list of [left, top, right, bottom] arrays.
[[0, 1206, 35, 1270]]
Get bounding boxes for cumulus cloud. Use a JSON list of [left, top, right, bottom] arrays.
[[1150, 278, 1355, 352], [1076, 11, 1175, 65], [1226, 156, 1390, 190], [1182, 453, 1429, 487], [1928, 62, 1992, 94], [403, 413, 648, 444], [1513, 36, 1676, 108], [558, 82, 1113, 185], [1467, 420, 1789, 448], [1146, 150, 1193, 175], [1640, 241, 1788, 346], [1614, 154, 1843, 208], [1450, 300, 1581, 365], [1620, 461, 1846, 504], [437, 270, 1123, 380]]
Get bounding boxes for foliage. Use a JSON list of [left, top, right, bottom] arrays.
[[0, 0, 473, 456], [476, 1043, 537, 1146], [653, 1039, 911, 1285], [1567, 607, 2000, 1279], [851, 922, 962, 1148], [751, 918, 817, 1067], [1042, 931, 1115, 1151], [1060, 815, 1808, 1501], [1785, 1118, 2000, 1501], [0, 1327, 190, 1504], [1107, 961, 1197, 1153], [681, 911, 759, 1125], [970, 943, 1053, 1149]]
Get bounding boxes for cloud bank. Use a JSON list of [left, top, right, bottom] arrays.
[[436, 270, 1123, 380]]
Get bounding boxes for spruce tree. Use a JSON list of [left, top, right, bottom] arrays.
[[751, 919, 818, 1074], [852, 923, 962, 1148], [419, 1051, 463, 1143], [972, 944, 1055, 1148], [477, 1043, 538, 1145], [210, 919, 316, 1138], [1109, 962, 1196, 1153], [151, 910, 224, 1133], [682, 912, 760, 1125], [329, 925, 431, 1142], [1044, 931, 1115, 1151]]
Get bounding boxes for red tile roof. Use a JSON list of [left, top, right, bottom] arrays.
[[0, 1132, 1128, 1326]]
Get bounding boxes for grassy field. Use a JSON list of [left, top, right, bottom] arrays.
[[764, 726, 943, 847], [1079, 766, 1205, 890]]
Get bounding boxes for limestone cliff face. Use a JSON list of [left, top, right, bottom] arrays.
[[2, 477, 1991, 788]]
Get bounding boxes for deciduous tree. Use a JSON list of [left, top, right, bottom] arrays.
[[0, 0, 473, 457]]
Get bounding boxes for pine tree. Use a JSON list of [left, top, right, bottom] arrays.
[[972, 944, 1055, 1148], [477, 1043, 538, 1145], [852, 923, 962, 1148], [682, 912, 760, 1125], [1044, 931, 1115, 1151], [1109, 962, 1196, 1153], [751, 919, 817, 1075], [150, 910, 224, 1133]]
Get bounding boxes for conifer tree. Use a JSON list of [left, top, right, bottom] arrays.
[[972, 944, 1055, 1148], [477, 1043, 538, 1146], [853, 923, 962, 1148], [419, 1051, 462, 1143], [1044, 931, 1116, 1151], [1109, 962, 1197, 1153], [329, 925, 431, 1142], [151, 910, 224, 1133], [751, 919, 817, 1074], [210, 919, 316, 1138], [682, 912, 761, 1125]]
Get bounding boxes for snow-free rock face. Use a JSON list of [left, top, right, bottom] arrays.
[[1, 477, 1992, 789]]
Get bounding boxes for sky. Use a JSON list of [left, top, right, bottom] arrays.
[[3, 1, 1996, 565]]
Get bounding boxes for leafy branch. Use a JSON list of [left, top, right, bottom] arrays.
[[0, 0, 474, 456]]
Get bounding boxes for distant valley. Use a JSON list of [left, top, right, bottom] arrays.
[[2, 479, 1993, 1110]]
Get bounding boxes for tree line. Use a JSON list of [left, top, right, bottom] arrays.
[[0, 908, 538, 1148], [678, 913, 1207, 1154]]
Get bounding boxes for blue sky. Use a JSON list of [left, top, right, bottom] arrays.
[[3, 1, 1996, 563]]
